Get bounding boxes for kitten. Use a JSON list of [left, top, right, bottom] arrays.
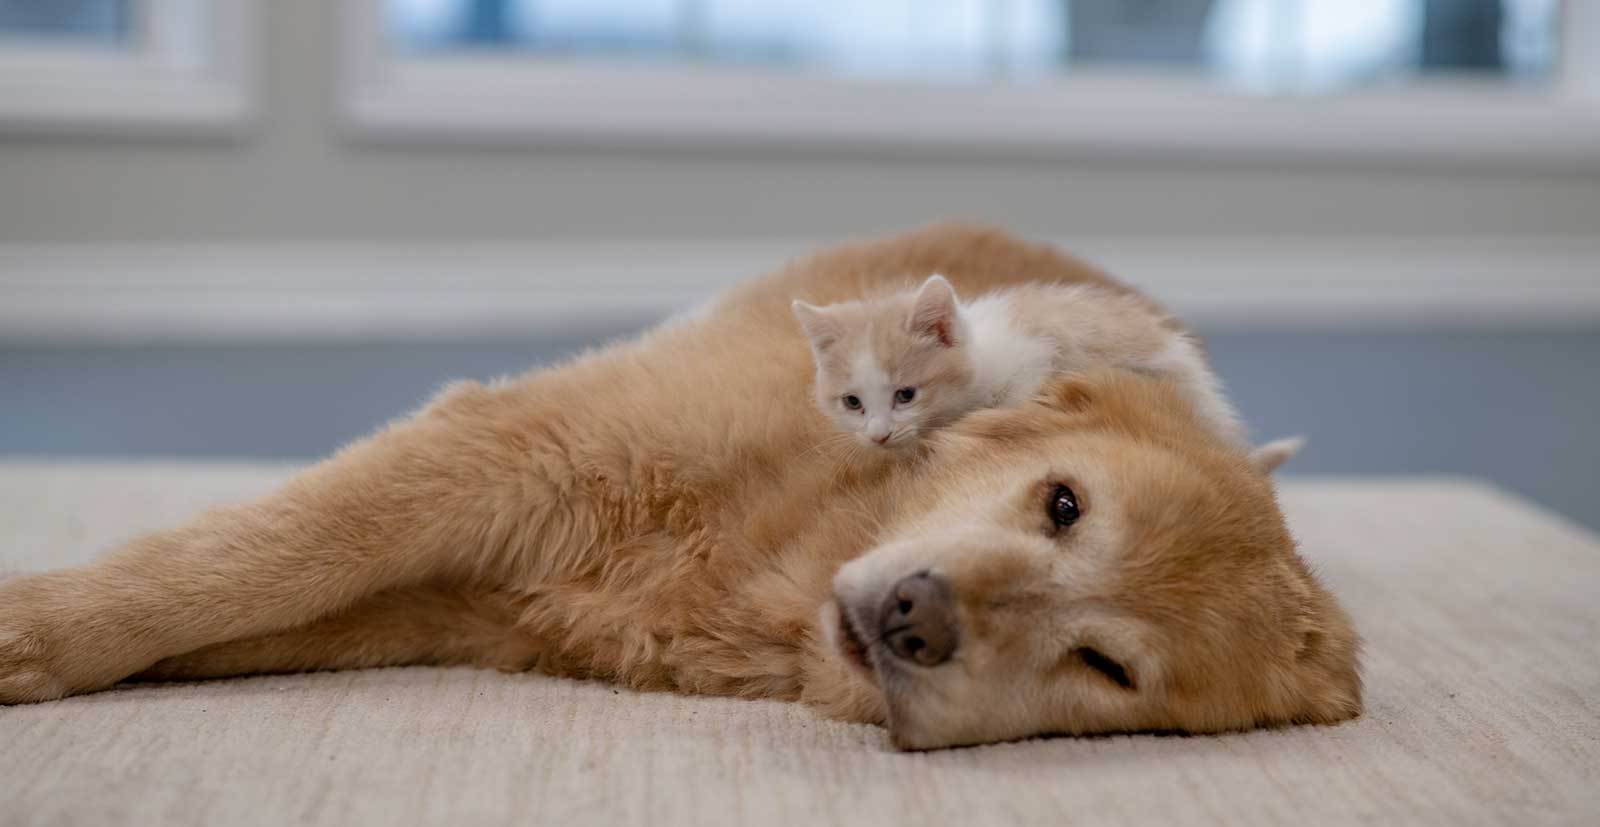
[[792, 275, 1246, 449]]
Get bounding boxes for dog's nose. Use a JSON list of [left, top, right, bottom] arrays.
[[881, 572, 958, 666]]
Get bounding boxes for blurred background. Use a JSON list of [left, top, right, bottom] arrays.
[[1, 0, 1596, 528]]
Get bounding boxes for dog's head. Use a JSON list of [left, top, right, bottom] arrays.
[[822, 371, 1361, 749]]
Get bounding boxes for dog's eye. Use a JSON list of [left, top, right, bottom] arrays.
[[842, 394, 862, 411], [1076, 647, 1135, 691], [894, 387, 917, 404], [1048, 484, 1080, 528]]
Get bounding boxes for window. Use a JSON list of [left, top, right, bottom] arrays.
[[0, 1, 1589, 151], [0, 0, 132, 41], [383, 0, 1559, 92], [344, 0, 1597, 167], [0, 0, 257, 134]]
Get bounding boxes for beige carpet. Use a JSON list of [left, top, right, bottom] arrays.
[[2, 461, 1597, 826]]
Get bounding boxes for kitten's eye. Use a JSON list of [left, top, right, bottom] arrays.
[[842, 394, 863, 411], [1047, 484, 1080, 529], [894, 387, 917, 404]]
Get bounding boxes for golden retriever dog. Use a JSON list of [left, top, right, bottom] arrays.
[[0, 224, 1361, 749]]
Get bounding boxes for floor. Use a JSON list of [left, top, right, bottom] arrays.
[[2, 328, 1597, 530], [6, 465, 1599, 824]]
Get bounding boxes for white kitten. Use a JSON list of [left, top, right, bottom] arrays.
[[791, 276, 977, 449], [792, 274, 1247, 449]]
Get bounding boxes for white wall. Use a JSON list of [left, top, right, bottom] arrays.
[[2, 0, 1598, 245], [2, 2, 1598, 526]]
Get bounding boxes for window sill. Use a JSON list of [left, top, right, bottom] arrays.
[[3, 236, 1596, 345], [342, 55, 1600, 170], [0, 1, 258, 137]]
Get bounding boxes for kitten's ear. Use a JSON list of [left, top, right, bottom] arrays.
[[908, 274, 961, 347], [792, 300, 843, 352], [1249, 436, 1305, 474]]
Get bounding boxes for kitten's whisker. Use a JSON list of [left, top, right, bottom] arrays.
[[831, 442, 869, 490], [795, 431, 855, 462]]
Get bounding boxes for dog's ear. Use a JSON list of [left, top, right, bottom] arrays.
[[907, 274, 961, 347], [954, 377, 1095, 444], [1034, 377, 1096, 415], [1249, 437, 1305, 474], [791, 300, 842, 353]]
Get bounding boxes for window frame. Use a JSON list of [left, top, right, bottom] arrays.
[[340, 0, 1600, 169], [0, 0, 258, 136]]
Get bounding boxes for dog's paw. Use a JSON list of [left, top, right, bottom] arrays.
[[0, 577, 76, 704], [0, 629, 69, 704]]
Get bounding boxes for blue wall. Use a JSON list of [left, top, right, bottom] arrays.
[[3, 329, 1596, 530]]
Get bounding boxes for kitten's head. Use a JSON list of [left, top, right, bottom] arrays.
[[792, 275, 976, 450]]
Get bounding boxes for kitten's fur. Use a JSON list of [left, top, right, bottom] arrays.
[[793, 274, 1246, 449]]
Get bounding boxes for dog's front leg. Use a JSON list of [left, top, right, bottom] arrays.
[[0, 392, 559, 704], [129, 585, 538, 683]]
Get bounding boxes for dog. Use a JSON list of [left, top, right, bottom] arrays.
[[0, 224, 1360, 749]]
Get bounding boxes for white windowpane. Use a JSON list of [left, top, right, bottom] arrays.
[[510, 0, 678, 53], [385, 0, 1561, 91], [0, 0, 131, 42]]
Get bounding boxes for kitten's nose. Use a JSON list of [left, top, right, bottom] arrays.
[[872, 433, 890, 445]]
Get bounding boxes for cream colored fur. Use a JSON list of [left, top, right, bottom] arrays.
[[0, 224, 1360, 749], [793, 274, 1247, 450]]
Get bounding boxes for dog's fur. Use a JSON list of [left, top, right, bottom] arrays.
[[0, 224, 1361, 749]]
